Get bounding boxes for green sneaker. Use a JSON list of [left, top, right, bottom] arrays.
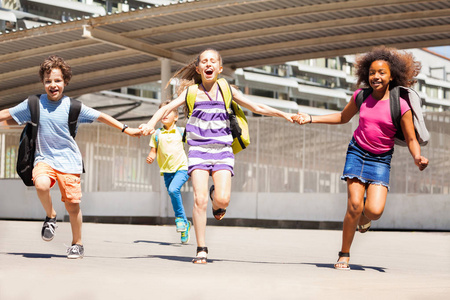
[[181, 220, 191, 244], [175, 217, 187, 232]]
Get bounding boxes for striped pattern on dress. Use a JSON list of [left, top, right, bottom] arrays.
[[186, 98, 234, 175]]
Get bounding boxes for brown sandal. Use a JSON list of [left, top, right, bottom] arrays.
[[192, 247, 208, 264], [210, 185, 226, 220], [358, 211, 371, 233]]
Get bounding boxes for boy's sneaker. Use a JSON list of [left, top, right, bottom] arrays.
[[181, 220, 191, 244], [67, 244, 84, 259], [41, 216, 57, 241], [175, 217, 187, 232]]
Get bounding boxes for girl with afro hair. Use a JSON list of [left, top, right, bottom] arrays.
[[293, 46, 429, 270]]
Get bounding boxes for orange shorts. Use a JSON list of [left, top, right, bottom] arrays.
[[32, 162, 82, 203]]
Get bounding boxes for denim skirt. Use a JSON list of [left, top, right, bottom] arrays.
[[340, 137, 394, 189]]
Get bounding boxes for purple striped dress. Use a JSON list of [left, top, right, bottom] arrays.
[[185, 93, 235, 176]]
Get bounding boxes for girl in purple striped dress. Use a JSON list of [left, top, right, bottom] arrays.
[[140, 49, 295, 264]]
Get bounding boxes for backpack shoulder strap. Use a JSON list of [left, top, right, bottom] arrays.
[[154, 128, 162, 147], [28, 94, 40, 123], [217, 78, 232, 109], [185, 84, 198, 119], [355, 88, 372, 110], [69, 97, 82, 138], [176, 126, 184, 137], [28, 94, 40, 137], [389, 86, 402, 133]]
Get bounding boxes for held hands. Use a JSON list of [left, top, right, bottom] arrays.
[[124, 127, 142, 137], [292, 113, 312, 125], [283, 113, 295, 123], [139, 124, 155, 136], [415, 155, 429, 171]]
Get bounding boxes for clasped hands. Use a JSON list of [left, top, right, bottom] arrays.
[[291, 113, 312, 125]]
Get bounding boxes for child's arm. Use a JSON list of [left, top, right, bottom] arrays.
[[96, 112, 142, 137], [139, 92, 186, 136], [146, 147, 157, 164], [400, 110, 429, 171], [292, 95, 358, 125], [231, 87, 294, 122], [0, 109, 13, 123]]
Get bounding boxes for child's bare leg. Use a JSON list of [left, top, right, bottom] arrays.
[[34, 176, 56, 218], [211, 170, 232, 211], [364, 184, 388, 221], [191, 169, 210, 247], [65, 201, 82, 245], [338, 179, 366, 263]]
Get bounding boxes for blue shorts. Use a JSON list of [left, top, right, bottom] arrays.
[[341, 138, 393, 190]]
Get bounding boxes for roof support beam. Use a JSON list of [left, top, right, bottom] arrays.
[[82, 25, 191, 65], [0, 49, 138, 82], [82, 25, 235, 76], [67, 75, 162, 98], [220, 24, 450, 58], [158, 9, 450, 50], [0, 39, 96, 64], [125, 0, 436, 38], [230, 38, 450, 69], [0, 60, 161, 98]]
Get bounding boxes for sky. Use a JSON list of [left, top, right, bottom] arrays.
[[427, 46, 450, 59]]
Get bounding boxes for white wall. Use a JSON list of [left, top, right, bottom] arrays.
[[1, 179, 448, 231]]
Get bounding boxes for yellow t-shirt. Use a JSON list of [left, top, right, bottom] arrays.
[[149, 126, 188, 175]]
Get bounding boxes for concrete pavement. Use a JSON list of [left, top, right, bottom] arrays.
[[0, 220, 449, 300]]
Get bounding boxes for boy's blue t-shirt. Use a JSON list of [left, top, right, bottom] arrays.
[[9, 95, 101, 174]]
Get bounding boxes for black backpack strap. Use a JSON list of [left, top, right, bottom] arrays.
[[68, 97, 85, 173], [68, 98, 82, 138], [355, 88, 372, 110], [28, 94, 41, 139], [389, 86, 403, 139]]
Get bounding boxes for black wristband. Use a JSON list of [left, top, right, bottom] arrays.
[[309, 115, 313, 124], [122, 124, 128, 132]]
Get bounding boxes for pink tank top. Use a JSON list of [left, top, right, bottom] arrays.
[[352, 89, 411, 154]]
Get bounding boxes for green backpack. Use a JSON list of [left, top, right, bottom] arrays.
[[184, 78, 250, 154]]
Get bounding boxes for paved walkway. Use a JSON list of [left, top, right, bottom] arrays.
[[0, 220, 449, 300]]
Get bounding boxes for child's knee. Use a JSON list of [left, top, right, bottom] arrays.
[[347, 202, 363, 218], [364, 209, 384, 220], [34, 176, 51, 193], [212, 193, 230, 208], [193, 194, 208, 210], [167, 186, 181, 197], [65, 201, 80, 214]]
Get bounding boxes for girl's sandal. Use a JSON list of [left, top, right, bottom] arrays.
[[334, 251, 350, 271], [210, 185, 226, 220], [358, 211, 371, 233], [192, 247, 208, 264], [357, 221, 371, 233]]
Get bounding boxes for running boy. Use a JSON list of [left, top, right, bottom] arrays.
[[146, 100, 191, 244], [0, 55, 141, 258]]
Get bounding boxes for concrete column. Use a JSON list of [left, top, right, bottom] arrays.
[[159, 58, 171, 218], [160, 58, 171, 102]]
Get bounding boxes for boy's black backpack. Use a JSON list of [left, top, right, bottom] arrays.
[[355, 86, 429, 147], [16, 95, 82, 186]]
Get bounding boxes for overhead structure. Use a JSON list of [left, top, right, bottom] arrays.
[[0, 0, 449, 109]]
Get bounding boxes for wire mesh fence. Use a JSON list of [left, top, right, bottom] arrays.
[[1, 111, 449, 194]]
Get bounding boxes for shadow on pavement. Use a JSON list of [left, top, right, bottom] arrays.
[[6, 252, 66, 259], [302, 262, 387, 272], [133, 240, 180, 246]]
